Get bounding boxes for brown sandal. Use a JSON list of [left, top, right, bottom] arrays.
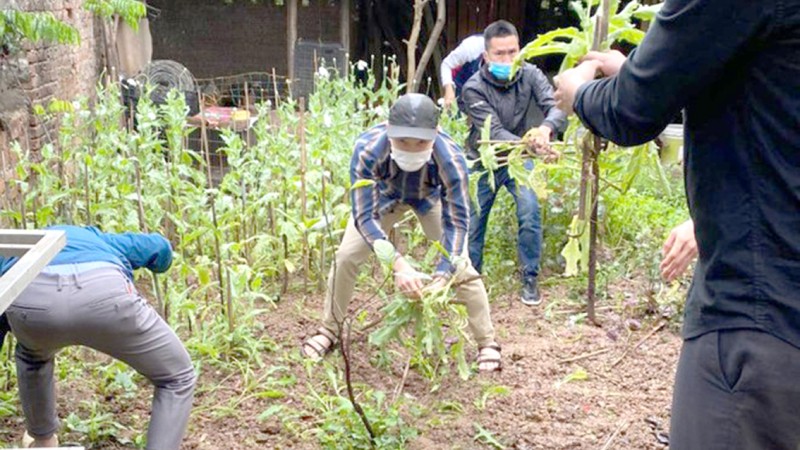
[[477, 344, 502, 372], [302, 327, 338, 359]]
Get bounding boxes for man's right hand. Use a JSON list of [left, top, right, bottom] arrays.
[[660, 219, 698, 282], [523, 126, 560, 163], [442, 85, 456, 110], [394, 256, 429, 299], [580, 50, 627, 77]]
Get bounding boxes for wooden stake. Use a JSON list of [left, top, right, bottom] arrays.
[[339, 0, 350, 52], [299, 98, 309, 291], [287, 0, 298, 82], [198, 91, 226, 310], [319, 157, 327, 292], [272, 67, 281, 106]]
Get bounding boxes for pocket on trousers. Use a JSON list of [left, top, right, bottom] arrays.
[[8, 303, 48, 312], [717, 330, 744, 392]]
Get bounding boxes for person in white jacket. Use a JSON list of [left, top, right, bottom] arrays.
[[439, 35, 484, 110]]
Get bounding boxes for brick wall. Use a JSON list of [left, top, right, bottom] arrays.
[[0, 0, 102, 160]]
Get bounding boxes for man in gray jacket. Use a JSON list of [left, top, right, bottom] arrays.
[[462, 20, 567, 306]]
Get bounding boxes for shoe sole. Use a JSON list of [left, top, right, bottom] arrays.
[[520, 297, 542, 306]]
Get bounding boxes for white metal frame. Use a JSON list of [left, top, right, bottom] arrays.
[[0, 229, 66, 314]]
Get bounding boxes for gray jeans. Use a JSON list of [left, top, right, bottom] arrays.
[[6, 266, 196, 450]]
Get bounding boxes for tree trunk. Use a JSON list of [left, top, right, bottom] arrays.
[[405, 0, 426, 93], [582, 0, 611, 325], [412, 0, 446, 94]]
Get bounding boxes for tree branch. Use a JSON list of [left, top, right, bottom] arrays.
[[412, 0, 446, 93]]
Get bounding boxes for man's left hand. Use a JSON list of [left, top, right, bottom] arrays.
[[422, 276, 449, 296], [554, 60, 602, 115]]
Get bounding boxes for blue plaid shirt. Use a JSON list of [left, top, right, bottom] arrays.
[[350, 124, 470, 275]]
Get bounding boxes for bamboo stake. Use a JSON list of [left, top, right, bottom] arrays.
[[83, 150, 90, 226], [198, 91, 226, 310], [299, 98, 309, 291], [282, 193, 290, 295], [319, 157, 327, 292], [0, 147, 10, 227], [272, 68, 281, 106], [226, 266, 235, 332]]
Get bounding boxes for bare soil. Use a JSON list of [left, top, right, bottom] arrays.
[[0, 281, 682, 450]]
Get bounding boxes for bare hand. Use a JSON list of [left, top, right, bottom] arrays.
[[523, 126, 561, 163], [580, 50, 627, 77], [394, 256, 429, 299], [660, 220, 698, 282], [422, 276, 449, 296], [554, 60, 602, 115], [443, 85, 456, 110]]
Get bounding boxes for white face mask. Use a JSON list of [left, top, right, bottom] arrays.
[[391, 147, 433, 172]]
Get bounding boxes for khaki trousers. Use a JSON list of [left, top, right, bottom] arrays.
[[322, 202, 496, 347]]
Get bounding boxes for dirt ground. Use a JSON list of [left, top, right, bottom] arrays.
[[0, 281, 682, 449]]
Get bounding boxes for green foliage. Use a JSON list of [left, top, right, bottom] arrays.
[[0, 10, 80, 53], [370, 246, 471, 384], [503, 0, 670, 279], [64, 402, 128, 445], [474, 384, 511, 411], [0, 59, 407, 444], [304, 367, 418, 449], [83, 0, 147, 29], [473, 423, 507, 449], [1, 1, 147, 55], [515, 0, 663, 73]]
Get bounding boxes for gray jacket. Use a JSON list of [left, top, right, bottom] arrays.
[[462, 62, 567, 159]]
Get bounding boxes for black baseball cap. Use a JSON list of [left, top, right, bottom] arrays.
[[387, 93, 439, 141]]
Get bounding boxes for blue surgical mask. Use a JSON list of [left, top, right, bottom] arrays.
[[488, 62, 512, 81]]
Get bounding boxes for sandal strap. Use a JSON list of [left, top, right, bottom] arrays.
[[477, 345, 502, 364], [317, 327, 338, 343], [477, 354, 502, 362], [304, 337, 330, 357], [477, 345, 503, 372], [479, 343, 502, 353]]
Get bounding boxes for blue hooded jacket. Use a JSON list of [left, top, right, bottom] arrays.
[[0, 225, 173, 281]]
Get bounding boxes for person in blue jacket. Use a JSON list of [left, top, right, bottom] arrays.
[[0, 225, 195, 449]]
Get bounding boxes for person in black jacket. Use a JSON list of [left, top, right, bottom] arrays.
[[462, 20, 567, 306], [554, 0, 800, 447]]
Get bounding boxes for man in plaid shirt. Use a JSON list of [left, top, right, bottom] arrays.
[[303, 93, 502, 372]]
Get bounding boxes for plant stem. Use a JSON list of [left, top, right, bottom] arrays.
[[340, 319, 377, 448]]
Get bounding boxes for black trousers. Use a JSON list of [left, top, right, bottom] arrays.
[[670, 329, 800, 450]]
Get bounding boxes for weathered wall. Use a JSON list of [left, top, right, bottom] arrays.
[[147, 0, 342, 79], [0, 0, 102, 162]]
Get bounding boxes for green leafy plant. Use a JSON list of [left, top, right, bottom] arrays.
[[369, 239, 471, 384], [83, 0, 147, 29], [0, 10, 80, 54]]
